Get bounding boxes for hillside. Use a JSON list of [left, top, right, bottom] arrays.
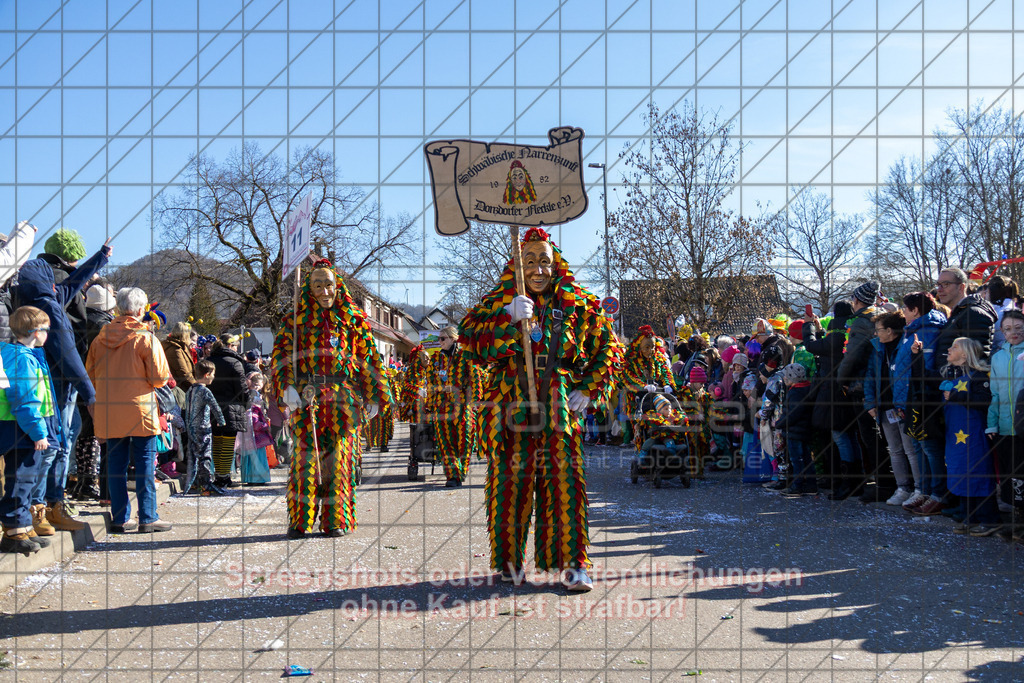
[[105, 249, 249, 327]]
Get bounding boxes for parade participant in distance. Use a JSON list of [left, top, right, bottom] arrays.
[[424, 326, 477, 487]]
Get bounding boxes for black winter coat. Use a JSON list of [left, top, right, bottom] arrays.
[[934, 295, 998, 365], [208, 348, 249, 432], [777, 382, 814, 442], [836, 307, 875, 391], [803, 321, 857, 433], [84, 307, 114, 356]]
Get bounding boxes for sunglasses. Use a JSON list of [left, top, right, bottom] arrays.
[[29, 327, 51, 333]]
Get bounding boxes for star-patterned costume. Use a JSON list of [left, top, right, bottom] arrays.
[[459, 228, 622, 572], [943, 369, 995, 498], [269, 262, 391, 535]]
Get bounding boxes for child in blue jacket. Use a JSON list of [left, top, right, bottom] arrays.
[[0, 306, 61, 555]]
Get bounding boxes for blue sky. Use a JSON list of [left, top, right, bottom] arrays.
[[1, 0, 1019, 307]]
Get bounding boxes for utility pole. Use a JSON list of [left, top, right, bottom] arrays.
[[588, 162, 610, 297]]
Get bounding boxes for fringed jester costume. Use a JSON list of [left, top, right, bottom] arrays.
[[398, 345, 429, 424], [364, 366, 397, 452], [622, 325, 679, 448], [459, 228, 622, 583], [425, 328, 477, 486], [270, 260, 391, 538]]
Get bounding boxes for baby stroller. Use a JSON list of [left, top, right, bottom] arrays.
[[408, 420, 439, 481], [629, 391, 692, 489]]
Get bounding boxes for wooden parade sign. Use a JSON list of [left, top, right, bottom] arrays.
[[424, 127, 589, 235]]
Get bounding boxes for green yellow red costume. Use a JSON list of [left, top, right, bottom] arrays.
[[622, 325, 680, 448], [459, 228, 622, 573], [269, 260, 391, 535], [364, 368, 397, 450], [621, 326, 679, 394], [398, 345, 429, 423], [677, 385, 714, 476], [425, 344, 476, 481]]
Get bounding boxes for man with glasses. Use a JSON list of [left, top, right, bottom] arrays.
[[933, 268, 998, 366]]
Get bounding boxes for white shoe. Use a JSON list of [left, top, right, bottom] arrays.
[[562, 568, 593, 592], [886, 488, 912, 506], [901, 491, 926, 510]]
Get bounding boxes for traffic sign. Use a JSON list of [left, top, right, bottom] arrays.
[[601, 296, 619, 316]]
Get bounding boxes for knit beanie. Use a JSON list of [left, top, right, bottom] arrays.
[[85, 285, 116, 312], [689, 366, 708, 383], [731, 353, 749, 369], [721, 344, 740, 365], [788, 319, 804, 341], [852, 280, 880, 305], [782, 363, 807, 383], [44, 228, 87, 263], [652, 394, 670, 411]]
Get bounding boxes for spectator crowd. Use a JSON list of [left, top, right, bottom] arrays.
[[614, 270, 1022, 543], [0, 220, 1021, 555], [0, 225, 274, 554]]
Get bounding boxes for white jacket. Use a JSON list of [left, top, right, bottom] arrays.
[[0, 220, 37, 287]]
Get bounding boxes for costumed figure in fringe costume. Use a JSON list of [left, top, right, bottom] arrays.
[[425, 326, 477, 486], [678, 365, 715, 477], [472, 364, 491, 460], [363, 360, 394, 452], [398, 345, 429, 423], [270, 259, 391, 539], [459, 228, 622, 591], [622, 325, 679, 450]]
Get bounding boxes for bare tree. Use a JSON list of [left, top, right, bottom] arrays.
[[434, 222, 512, 311], [869, 154, 976, 293], [940, 104, 1024, 268], [608, 102, 773, 328], [769, 187, 865, 313], [156, 142, 419, 328]]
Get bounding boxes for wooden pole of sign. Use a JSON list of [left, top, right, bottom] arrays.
[[509, 226, 539, 414]]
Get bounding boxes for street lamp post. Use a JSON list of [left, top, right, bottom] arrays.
[[588, 162, 610, 298]]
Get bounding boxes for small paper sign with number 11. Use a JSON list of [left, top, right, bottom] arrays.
[[283, 191, 312, 280]]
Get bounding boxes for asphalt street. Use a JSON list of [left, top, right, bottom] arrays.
[[1, 422, 1022, 681]]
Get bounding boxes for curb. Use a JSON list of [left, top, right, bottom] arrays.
[[0, 478, 180, 592]]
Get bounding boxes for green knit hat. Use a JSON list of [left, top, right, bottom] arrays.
[[44, 228, 87, 262]]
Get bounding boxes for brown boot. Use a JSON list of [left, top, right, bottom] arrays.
[[26, 526, 51, 548], [1, 527, 41, 556], [31, 503, 55, 536], [45, 501, 87, 531]]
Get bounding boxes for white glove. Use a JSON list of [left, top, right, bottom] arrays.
[[663, 385, 673, 395], [417, 386, 427, 398], [504, 295, 534, 323], [365, 404, 379, 420], [567, 390, 589, 413], [643, 384, 658, 393], [282, 386, 301, 411]]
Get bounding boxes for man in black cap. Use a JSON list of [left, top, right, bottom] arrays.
[[835, 281, 893, 502]]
